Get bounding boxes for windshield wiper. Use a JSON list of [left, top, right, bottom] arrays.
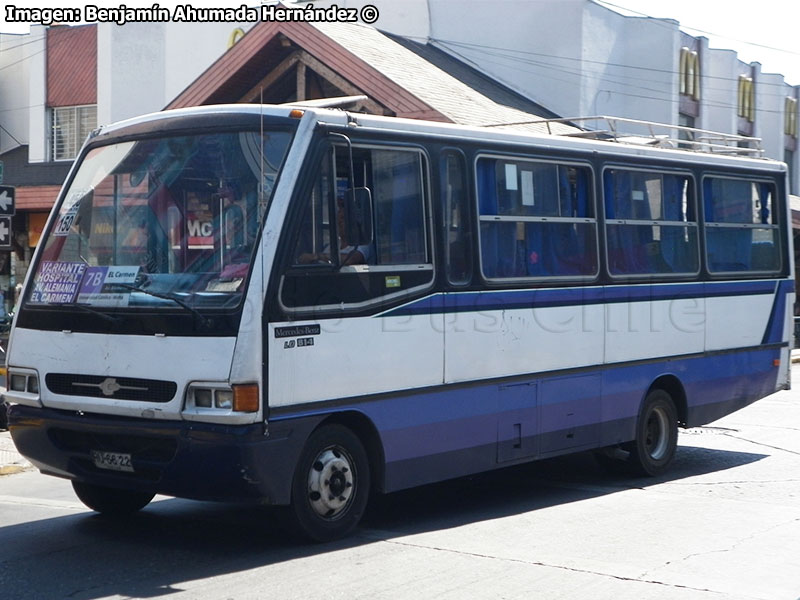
[[115, 283, 212, 328], [68, 302, 120, 324]]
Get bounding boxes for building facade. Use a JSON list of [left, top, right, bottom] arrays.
[[306, 0, 800, 193]]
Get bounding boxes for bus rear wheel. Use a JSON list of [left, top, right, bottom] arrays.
[[626, 389, 678, 477], [72, 481, 155, 516], [290, 424, 370, 542]]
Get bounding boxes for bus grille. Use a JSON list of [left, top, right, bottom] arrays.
[[45, 373, 178, 403]]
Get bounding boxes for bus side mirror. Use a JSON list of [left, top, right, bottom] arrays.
[[345, 187, 373, 246]]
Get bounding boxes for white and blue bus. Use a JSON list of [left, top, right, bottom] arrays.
[[3, 105, 793, 541]]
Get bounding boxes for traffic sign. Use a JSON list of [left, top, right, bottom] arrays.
[[0, 216, 11, 248], [0, 185, 14, 216], [0, 160, 4, 184]]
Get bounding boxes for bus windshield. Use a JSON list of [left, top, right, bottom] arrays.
[[29, 129, 292, 310]]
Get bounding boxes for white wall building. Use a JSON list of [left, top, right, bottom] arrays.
[[3, 1, 798, 181], [0, 29, 43, 156], [308, 0, 800, 193]]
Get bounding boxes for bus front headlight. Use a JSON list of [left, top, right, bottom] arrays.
[[4, 368, 42, 407], [183, 382, 260, 422], [215, 390, 233, 410]]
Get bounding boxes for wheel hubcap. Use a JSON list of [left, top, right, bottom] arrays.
[[645, 406, 669, 460], [307, 446, 355, 520]]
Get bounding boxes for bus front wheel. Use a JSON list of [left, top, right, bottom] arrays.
[[626, 389, 678, 477], [290, 424, 370, 542], [72, 481, 155, 516]]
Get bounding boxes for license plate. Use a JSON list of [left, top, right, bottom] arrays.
[[91, 450, 134, 473]]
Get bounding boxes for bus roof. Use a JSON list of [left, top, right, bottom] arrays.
[[95, 103, 787, 173]]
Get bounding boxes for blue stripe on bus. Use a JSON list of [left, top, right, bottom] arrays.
[[379, 279, 781, 318], [761, 279, 794, 345], [376, 348, 778, 458], [270, 346, 780, 492]]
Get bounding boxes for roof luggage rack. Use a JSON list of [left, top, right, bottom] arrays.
[[280, 95, 368, 109], [527, 115, 764, 157]]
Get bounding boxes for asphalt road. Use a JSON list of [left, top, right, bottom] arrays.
[[1, 370, 799, 600]]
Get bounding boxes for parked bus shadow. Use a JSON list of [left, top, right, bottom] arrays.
[[0, 443, 767, 599], [360, 442, 767, 536]]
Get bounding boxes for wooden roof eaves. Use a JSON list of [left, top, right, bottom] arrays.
[[166, 22, 278, 109], [167, 21, 449, 122], [281, 24, 426, 114]]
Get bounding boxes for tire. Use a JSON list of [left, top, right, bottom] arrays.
[[72, 481, 155, 516], [626, 389, 678, 477], [290, 424, 370, 542]]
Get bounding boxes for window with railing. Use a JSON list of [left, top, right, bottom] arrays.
[[51, 105, 97, 161]]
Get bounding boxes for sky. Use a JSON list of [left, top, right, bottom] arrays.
[[2, 0, 799, 85]]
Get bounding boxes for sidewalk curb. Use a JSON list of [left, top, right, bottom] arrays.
[[1, 382, 32, 473], [0, 430, 31, 473]]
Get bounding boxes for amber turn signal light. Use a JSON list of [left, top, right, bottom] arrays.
[[233, 384, 260, 412]]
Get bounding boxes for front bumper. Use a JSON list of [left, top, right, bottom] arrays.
[[7, 404, 317, 505]]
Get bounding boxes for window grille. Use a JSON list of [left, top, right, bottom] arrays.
[[51, 105, 97, 161]]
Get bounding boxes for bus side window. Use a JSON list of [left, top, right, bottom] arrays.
[[704, 177, 780, 273], [442, 151, 472, 286], [281, 144, 433, 314], [366, 149, 427, 266], [604, 169, 699, 277], [477, 157, 597, 281], [330, 145, 428, 268], [291, 152, 334, 265]]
